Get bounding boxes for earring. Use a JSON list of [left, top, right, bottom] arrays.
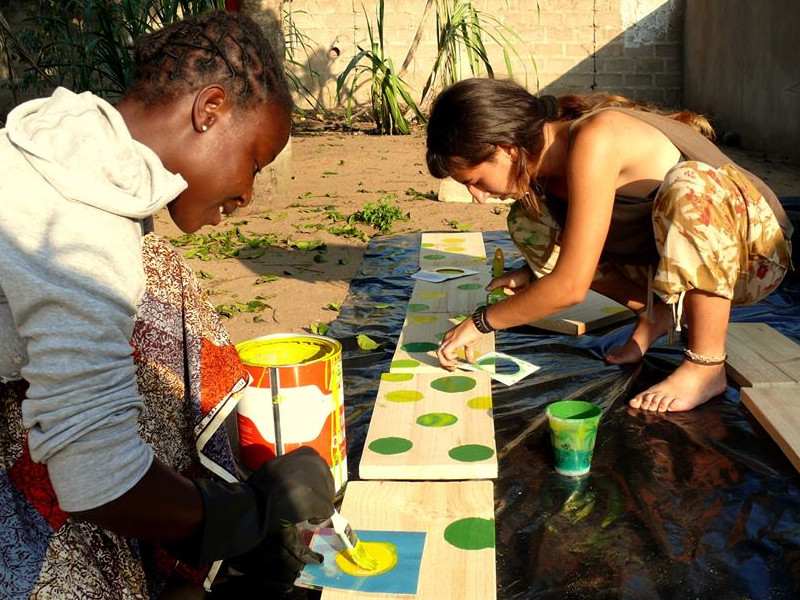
[[201, 124, 208, 132]]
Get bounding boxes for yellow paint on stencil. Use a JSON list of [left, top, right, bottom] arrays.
[[335, 541, 398, 577]]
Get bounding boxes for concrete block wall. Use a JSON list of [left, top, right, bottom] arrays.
[[282, 0, 685, 112], [684, 0, 800, 165]]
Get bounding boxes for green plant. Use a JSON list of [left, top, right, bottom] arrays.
[[348, 196, 409, 233], [336, 0, 425, 134], [12, 0, 224, 101], [420, 0, 536, 106]]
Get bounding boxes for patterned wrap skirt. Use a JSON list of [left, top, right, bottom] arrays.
[[0, 234, 248, 599], [507, 161, 792, 312]]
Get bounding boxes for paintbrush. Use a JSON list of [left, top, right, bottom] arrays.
[[330, 509, 379, 570]]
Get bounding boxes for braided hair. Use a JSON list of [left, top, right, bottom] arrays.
[[126, 10, 291, 113]]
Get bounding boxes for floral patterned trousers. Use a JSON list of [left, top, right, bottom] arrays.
[[508, 161, 792, 309]]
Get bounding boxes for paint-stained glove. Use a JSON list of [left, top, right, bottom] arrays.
[[168, 446, 335, 566]]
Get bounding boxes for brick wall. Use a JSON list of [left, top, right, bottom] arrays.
[[282, 0, 684, 113]]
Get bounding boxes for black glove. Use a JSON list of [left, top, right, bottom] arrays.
[[223, 526, 323, 595], [169, 446, 335, 565]]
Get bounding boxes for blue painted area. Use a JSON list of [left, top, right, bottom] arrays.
[[297, 529, 426, 595]]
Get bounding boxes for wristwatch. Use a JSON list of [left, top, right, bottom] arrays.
[[471, 305, 496, 334]]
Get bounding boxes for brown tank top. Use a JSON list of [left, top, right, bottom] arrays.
[[557, 108, 794, 265]]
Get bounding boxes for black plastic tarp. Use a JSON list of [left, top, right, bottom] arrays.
[[318, 213, 800, 600]]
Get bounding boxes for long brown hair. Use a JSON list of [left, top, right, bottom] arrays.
[[426, 78, 713, 214]]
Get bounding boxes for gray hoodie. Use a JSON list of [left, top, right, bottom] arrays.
[[0, 87, 187, 511]]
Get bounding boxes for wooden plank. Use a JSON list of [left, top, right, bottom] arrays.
[[726, 323, 800, 387], [322, 480, 496, 600], [527, 289, 634, 335], [419, 232, 486, 267], [741, 386, 800, 473], [409, 270, 491, 315], [360, 371, 497, 480], [391, 312, 495, 373]]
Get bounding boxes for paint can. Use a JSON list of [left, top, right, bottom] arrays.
[[235, 334, 347, 493]]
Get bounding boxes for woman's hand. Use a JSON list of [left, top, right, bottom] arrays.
[[437, 316, 484, 370], [486, 265, 533, 296]]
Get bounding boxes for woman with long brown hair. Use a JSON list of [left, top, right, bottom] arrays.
[[427, 77, 792, 413]]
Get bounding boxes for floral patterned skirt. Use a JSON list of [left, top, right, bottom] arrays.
[[0, 234, 247, 599]]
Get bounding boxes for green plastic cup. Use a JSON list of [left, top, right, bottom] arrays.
[[546, 400, 602, 477]]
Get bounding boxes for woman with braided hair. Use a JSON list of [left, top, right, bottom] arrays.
[[0, 10, 334, 599], [428, 77, 792, 413]]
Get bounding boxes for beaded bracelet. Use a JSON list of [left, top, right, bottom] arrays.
[[471, 305, 496, 334]]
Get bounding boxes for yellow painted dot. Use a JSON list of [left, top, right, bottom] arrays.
[[420, 291, 446, 300], [442, 246, 466, 252], [468, 396, 493, 410], [335, 542, 398, 577], [409, 315, 439, 324], [441, 237, 465, 244]]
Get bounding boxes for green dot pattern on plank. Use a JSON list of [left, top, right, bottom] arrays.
[[467, 396, 493, 410], [409, 315, 439, 324], [389, 359, 421, 369], [368, 437, 413, 455], [381, 372, 414, 382], [416, 412, 458, 428], [402, 341, 439, 353], [430, 375, 477, 393], [385, 390, 424, 403], [457, 283, 482, 290], [422, 253, 446, 260], [443, 517, 495, 550], [421, 242, 434, 248], [448, 444, 495, 462], [407, 303, 430, 312]]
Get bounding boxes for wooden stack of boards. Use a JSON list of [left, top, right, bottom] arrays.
[[325, 232, 497, 600], [725, 322, 800, 474]]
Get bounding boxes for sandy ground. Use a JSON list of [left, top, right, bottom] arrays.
[[153, 130, 800, 345]]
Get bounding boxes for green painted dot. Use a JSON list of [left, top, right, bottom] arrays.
[[422, 254, 446, 260], [430, 375, 477, 393], [436, 268, 466, 275], [408, 303, 430, 312], [385, 390, 424, 403], [421, 242, 435, 248], [444, 517, 495, 550], [390, 359, 421, 369], [448, 444, 495, 462], [467, 396, 493, 410], [402, 341, 439, 353], [381, 372, 414, 382], [416, 412, 458, 428], [369, 437, 413, 455], [420, 291, 446, 300], [409, 315, 439, 324], [457, 283, 483, 290]]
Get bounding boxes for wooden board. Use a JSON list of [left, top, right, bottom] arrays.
[[528, 289, 635, 335], [741, 386, 800, 473], [726, 323, 800, 387], [391, 312, 495, 373], [419, 232, 487, 267], [360, 371, 497, 480], [322, 480, 496, 600], [409, 270, 491, 315]]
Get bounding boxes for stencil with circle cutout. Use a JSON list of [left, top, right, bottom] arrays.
[[320, 480, 495, 600], [391, 312, 495, 373], [361, 371, 497, 480], [419, 232, 487, 267]]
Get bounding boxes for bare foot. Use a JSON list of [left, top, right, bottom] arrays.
[[605, 303, 672, 365], [628, 361, 727, 412]]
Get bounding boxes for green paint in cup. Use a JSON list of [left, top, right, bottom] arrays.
[[545, 400, 602, 477]]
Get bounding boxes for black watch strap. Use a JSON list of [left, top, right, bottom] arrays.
[[471, 305, 496, 334]]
